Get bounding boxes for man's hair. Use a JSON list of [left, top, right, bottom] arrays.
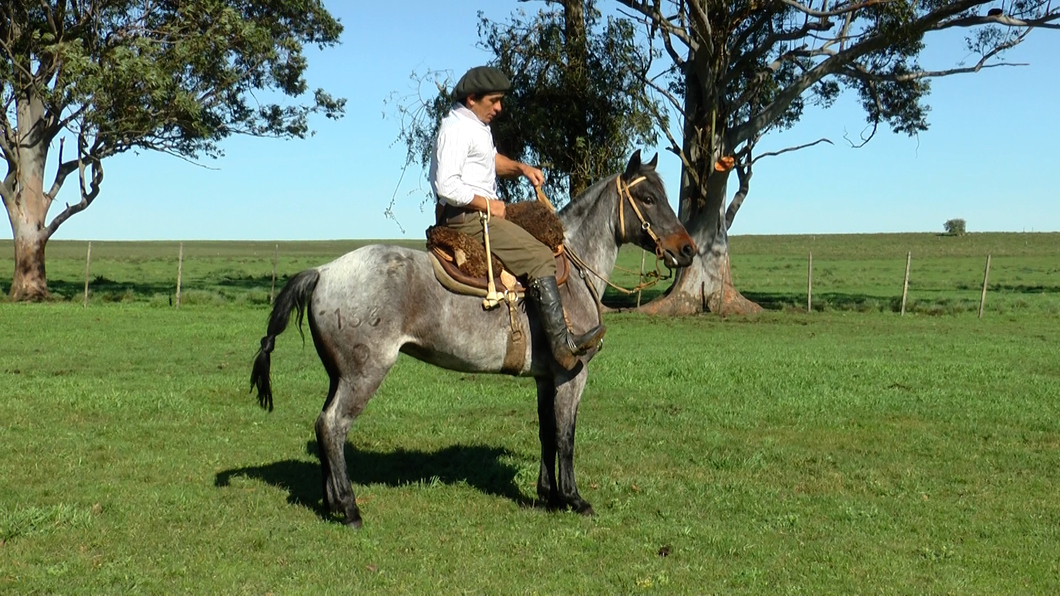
[[461, 93, 484, 107]]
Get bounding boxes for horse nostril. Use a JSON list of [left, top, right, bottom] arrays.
[[681, 243, 695, 258]]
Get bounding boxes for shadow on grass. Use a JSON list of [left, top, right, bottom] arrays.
[[47, 278, 176, 298], [41, 274, 280, 301], [742, 291, 901, 311], [214, 442, 531, 521]]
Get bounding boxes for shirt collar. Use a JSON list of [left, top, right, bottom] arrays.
[[452, 103, 489, 128]]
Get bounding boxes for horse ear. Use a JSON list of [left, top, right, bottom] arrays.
[[646, 153, 659, 170], [623, 150, 643, 180]]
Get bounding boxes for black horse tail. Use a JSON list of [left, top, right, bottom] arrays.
[[250, 269, 320, 412]]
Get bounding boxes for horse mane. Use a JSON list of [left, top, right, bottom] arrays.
[[559, 166, 665, 234]]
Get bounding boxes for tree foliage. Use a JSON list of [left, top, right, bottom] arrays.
[[1, 0, 345, 300]]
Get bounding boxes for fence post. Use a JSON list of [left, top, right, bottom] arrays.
[[807, 252, 813, 313], [901, 252, 911, 316], [176, 242, 184, 309], [978, 254, 991, 318], [83, 242, 92, 308], [271, 243, 278, 305]]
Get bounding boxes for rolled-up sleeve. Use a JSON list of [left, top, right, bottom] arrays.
[[430, 124, 474, 207]]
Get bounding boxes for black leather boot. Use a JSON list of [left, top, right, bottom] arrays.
[[529, 276, 606, 370]]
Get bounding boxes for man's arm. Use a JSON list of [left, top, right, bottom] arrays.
[[496, 154, 545, 187]]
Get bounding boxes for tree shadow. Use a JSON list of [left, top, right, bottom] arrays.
[[214, 442, 533, 521], [742, 291, 901, 312]]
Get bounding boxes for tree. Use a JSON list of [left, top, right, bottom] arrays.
[[1, 1, 345, 301], [944, 218, 967, 235], [615, 0, 1059, 314], [393, 0, 660, 207]]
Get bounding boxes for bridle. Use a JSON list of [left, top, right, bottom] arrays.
[[616, 175, 663, 253], [563, 173, 672, 300]]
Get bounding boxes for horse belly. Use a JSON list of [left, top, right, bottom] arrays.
[[400, 291, 530, 375], [311, 246, 533, 376]]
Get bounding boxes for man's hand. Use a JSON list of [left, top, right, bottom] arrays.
[[496, 154, 544, 187], [520, 163, 545, 187], [488, 199, 506, 219]]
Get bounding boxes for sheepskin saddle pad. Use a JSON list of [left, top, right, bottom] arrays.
[[426, 201, 569, 297]]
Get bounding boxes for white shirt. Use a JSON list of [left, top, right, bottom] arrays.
[[429, 104, 498, 207]]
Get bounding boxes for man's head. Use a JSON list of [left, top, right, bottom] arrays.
[[452, 66, 510, 124]]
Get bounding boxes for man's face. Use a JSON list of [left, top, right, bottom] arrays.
[[466, 92, 504, 124]]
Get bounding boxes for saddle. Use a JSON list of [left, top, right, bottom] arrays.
[[426, 200, 569, 298]]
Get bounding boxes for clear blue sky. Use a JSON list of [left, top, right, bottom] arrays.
[[23, 1, 1060, 242]]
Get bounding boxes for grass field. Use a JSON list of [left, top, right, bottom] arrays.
[[3, 231, 1056, 314], [1, 234, 1058, 593]]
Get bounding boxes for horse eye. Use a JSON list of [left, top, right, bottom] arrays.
[[640, 194, 655, 205]]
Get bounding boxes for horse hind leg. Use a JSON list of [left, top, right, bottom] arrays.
[[314, 367, 390, 528], [311, 317, 397, 528]]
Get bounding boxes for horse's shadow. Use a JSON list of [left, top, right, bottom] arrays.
[[214, 442, 534, 520]]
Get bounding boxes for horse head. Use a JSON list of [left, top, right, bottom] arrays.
[[616, 150, 696, 268]]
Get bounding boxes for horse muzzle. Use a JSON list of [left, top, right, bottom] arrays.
[[655, 233, 697, 269]]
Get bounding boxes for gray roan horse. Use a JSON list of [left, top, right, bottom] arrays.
[[250, 151, 695, 528]]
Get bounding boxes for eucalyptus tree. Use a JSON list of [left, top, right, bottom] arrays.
[[1, 1, 344, 301], [616, 0, 1059, 314]]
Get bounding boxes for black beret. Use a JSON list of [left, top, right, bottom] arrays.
[[452, 66, 511, 101]]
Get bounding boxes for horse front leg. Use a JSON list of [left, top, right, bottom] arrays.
[[552, 369, 594, 515], [535, 377, 560, 508]]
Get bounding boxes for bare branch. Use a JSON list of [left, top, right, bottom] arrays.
[[0, 173, 13, 205], [937, 12, 1060, 31], [750, 137, 834, 164], [45, 137, 72, 200], [725, 160, 752, 230], [0, 118, 16, 165], [732, 0, 991, 147], [843, 120, 880, 148], [615, 0, 694, 50], [642, 90, 700, 192], [780, 0, 895, 19], [0, 36, 36, 82], [44, 133, 104, 238], [644, 71, 686, 113], [686, 0, 715, 57]]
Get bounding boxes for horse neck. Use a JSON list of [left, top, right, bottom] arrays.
[[559, 176, 622, 297]]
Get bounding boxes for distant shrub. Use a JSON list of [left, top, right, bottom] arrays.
[[944, 219, 966, 236]]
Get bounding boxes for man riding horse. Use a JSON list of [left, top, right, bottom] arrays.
[[430, 66, 605, 370]]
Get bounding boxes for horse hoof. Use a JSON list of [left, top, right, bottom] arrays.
[[574, 502, 595, 516], [344, 508, 364, 529]]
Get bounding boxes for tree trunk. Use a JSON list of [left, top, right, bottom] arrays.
[[640, 173, 761, 316], [8, 223, 49, 301], [6, 93, 54, 301], [6, 163, 52, 301], [640, 61, 760, 316]]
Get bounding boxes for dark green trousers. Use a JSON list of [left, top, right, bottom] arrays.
[[445, 213, 556, 280]]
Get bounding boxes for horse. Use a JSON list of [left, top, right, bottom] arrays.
[[250, 150, 696, 528]]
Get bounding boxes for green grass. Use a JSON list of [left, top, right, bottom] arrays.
[[1, 235, 1058, 593]]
